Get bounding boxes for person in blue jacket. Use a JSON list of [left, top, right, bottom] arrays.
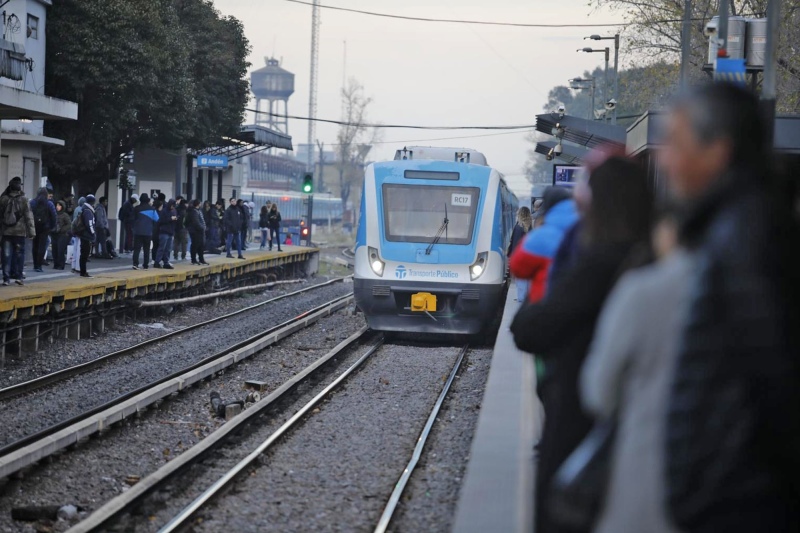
[[132, 194, 159, 270]]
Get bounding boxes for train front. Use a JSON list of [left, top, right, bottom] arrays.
[[354, 159, 509, 335]]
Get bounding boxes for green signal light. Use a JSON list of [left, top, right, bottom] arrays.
[[301, 173, 313, 194]]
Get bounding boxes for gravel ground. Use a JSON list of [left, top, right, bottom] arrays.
[[0, 280, 354, 449], [0, 276, 349, 390], [387, 347, 492, 532], [0, 310, 368, 533], [172, 343, 463, 533]]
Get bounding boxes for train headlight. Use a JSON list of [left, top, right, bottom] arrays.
[[368, 247, 385, 277], [470, 252, 488, 281]]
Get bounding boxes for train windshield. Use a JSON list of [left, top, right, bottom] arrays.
[[382, 184, 479, 245]]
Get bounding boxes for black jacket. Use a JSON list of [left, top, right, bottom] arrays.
[[666, 175, 800, 533], [267, 210, 281, 229], [259, 212, 269, 229], [511, 241, 638, 533], [186, 206, 206, 234], [223, 205, 242, 233], [118, 200, 134, 225]]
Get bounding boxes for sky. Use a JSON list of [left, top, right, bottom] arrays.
[[212, 0, 627, 197]]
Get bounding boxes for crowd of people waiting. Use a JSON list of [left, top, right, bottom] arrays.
[[0, 185, 287, 281], [507, 82, 799, 533]]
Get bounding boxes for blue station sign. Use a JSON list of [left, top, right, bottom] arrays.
[[197, 155, 229, 168]]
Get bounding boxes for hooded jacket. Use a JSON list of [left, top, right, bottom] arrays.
[[0, 190, 35, 238], [267, 208, 281, 229], [509, 199, 579, 303], [133, 202, 159, 237], [79, 203, 97, 242], [30, 188, 57, 232], [55, 202, 71, 236]]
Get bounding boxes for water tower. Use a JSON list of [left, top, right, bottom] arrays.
[[251, 57, 295, 134]]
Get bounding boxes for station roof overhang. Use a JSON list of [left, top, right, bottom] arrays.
[[0, 85, 78, 121], [193, 124, 293, 162], [627, 110, 800, 156], [534, 140, 589, 165], [536, 113, 626, 151]]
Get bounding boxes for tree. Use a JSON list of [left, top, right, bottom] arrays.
[[334, 78, 382, 215], [591, 0, 800, 111], [524, 62, 679, 183], [43, 0, 251, 198]]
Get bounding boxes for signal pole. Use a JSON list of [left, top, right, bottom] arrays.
[[307, 0, 320, 172]]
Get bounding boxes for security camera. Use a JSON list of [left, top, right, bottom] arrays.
[[546, 148, 554, 161], [553, 143, 563, 156], [594, 109, 607, 120], [556, 104, 566, 118], [605, 98, 617, 110], [704, 21, 717, 37]]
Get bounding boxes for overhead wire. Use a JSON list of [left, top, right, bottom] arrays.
[[322, 129, 532, 147], [246, 108, 534, 130], [280, 0, 697, 28]]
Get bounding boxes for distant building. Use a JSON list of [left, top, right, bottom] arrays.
[[0, 0, 77, 197]]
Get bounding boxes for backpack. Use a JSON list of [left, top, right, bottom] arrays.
[[33, 201, 49, 228], [71, 212, 85, 235], [3, 197, 18, 227]]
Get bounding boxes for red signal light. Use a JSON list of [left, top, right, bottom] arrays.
[[301, 227, 309, 236], [282, 196, 290, 201]]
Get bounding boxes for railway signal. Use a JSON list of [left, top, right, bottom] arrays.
[[302, 172, 313, 194]]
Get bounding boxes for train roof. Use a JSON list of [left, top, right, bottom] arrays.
[[393, 146, 488, 166]]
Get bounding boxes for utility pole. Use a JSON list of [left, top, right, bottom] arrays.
[[306, 0, 320, 173], [316, 139, 325, 192], [612, 34, 619, 123], [762, 0, 781, 148], [680, 0, 693, 89]]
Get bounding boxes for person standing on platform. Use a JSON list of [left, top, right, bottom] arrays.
[[30, 187, 56, 272], [507, 206, 533, 302], [94, 196, 110, 258], [154, 199, 176, 269], [63, 193, 75, 218], [187, 199, 208, 265], [259, 204, 269, 250], [51, 200, 71, 270], [267, 203, 282, 252], [237, 199, 249, 251], [70, 197, 85, 274], [118, 193, 137, 254], [511, 156, 654, 533], [172, 196, 188, 262], [132, 194, 158, 270], [0, 181, 34, 286], [76, 195, 97, 277], [224, 197, 244, 259]]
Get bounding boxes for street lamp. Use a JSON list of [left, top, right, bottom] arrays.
[[577, 47, 610, 123], [587, 34, 620, 124], [569, 77, 596, 121]]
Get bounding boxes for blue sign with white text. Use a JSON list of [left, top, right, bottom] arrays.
[[197, 155, 229, 168]]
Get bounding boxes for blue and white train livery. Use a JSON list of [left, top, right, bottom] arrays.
[[354, 147, 518, 335]]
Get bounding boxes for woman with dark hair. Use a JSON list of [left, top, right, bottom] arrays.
[[267, 203, 282, 252], [259, 204, 270, 250], [511, 156, 653, 533]]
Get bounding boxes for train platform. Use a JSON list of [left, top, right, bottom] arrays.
[[0, 246, 319, 360], [453, 290, 542, 533]]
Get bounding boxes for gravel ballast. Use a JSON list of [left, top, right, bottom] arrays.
[[0, 310, 368, 533], [179, 343, 463, 533], [387, 347, 492, 532], [0, 280, 353, 448]]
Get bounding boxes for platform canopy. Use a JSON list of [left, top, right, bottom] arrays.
[[193, 124, 293, 161], [536, 113, 626, 152]]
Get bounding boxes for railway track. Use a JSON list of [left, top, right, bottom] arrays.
[[0, 276, 350, 402], [67, 340, 469, 532], [0, 289, 355, 480]]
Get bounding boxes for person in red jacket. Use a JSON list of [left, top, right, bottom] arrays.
[[509, 187, 577, 303]]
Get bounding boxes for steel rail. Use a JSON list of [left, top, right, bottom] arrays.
[[69, 329, 377, 533], [0, 291, 353, 459], [374, 344, 470, 533], [0, 276, 351, 403], [157, 339, 384, 533]]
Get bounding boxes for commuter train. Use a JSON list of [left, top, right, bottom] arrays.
[[354, 147, 518, 335], [247, 191, 343, 228]]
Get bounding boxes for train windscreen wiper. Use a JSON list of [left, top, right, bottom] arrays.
[[425, 203, 449, 255]]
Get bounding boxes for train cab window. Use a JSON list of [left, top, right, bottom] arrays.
[[382, 184, 479, 245]]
